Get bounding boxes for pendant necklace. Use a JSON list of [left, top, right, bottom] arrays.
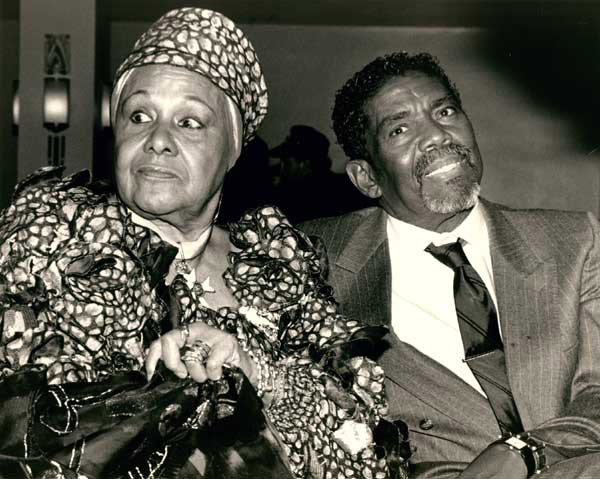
[[174, 226, 212, 277], [175, 249, 192, 275], [173, 227, 215, 302]]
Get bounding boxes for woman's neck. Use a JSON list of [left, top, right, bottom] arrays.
[[129, 209, 213, 244]]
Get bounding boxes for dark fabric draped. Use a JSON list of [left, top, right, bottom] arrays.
[[0, 364, 292, 479]]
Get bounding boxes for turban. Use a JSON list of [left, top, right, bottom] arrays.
[[111, 7, 268, 145]]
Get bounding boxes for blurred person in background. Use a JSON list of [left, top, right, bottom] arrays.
[[269, 124, 375, 223], [218, 135, 274, 224]]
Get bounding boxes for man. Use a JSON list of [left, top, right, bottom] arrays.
[[300, 52, 600, 478]]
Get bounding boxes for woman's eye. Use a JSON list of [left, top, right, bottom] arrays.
[[179, 118, 203, 130], [390, 125, 408, 137], [130, 111, 151, 123]]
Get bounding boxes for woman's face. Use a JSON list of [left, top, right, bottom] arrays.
[[114, 65, 236, 232]]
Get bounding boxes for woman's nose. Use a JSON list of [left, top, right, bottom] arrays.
[[418, 119, 452, 153], [143, 122, 178, 156]]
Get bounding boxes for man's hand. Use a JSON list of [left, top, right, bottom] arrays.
[[457, 442, 528, 479]]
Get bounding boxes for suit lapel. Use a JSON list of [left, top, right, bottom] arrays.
[[333, 207, 391, 327], [482, 200, 561, 429], [334, 207, 388, 273]]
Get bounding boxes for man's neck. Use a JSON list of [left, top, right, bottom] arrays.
[[429, 209, 472, 233], [385, 207, 473, 233]]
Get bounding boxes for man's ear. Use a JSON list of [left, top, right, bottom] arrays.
[[346, 160, 382, 199]]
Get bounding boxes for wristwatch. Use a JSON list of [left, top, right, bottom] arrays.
[[499, 433, 547, 477]]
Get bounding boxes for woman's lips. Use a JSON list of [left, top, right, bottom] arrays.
[[136, 165, 179, 179]]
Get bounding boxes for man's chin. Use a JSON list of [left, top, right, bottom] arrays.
[[422, 181, 481, 215]]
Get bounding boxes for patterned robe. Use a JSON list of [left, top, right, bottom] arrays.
[[0, 167, 410, 479]]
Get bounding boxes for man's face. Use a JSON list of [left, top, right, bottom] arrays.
[[114, 65, 235, 227], [360, 72, 483, 227]]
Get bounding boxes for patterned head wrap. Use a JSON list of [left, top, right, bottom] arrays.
[[111, 7, 268, 144]]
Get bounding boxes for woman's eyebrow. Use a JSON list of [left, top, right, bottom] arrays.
[[183, 95, 216, 116], [120, 90, 149, 110], [120, 91, 217, 117]]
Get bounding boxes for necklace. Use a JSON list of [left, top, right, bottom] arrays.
[[175, 239, 216, 306], [173, 226, 213, 276], [171, 226, 216, 296], [174, 249, 192, 275]]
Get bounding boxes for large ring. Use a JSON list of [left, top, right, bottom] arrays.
[[181, 340, 212, 364], [179, 323, 191, 345]]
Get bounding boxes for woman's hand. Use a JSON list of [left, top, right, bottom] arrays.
[[145, 322, 257, 385]]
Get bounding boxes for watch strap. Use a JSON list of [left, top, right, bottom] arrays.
[[496, 433, 547, 477]]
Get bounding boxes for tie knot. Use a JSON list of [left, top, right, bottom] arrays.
[[425, 241, 470, 270]]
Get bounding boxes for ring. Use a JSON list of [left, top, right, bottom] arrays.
[[179, 323, 191, 345], [181, 340, 212, 364]]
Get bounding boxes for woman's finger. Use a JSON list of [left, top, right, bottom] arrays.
[[186, 321, 220, 344], [185, 322, 235, 380], [160, 330, 188, 378], [145, 340, 163, 379], [146, 322, 254, 383], [184, 359, 209, 383], [204, 337, 236, 380]]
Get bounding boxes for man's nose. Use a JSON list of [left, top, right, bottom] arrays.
[[418, 118, 452, 153], [143, 122, 178, 156]]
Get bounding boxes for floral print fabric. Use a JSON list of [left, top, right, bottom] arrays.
[[0, 167, 410, 479]]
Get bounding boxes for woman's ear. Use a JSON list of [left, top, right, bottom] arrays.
[[345, 160, 382, 199]]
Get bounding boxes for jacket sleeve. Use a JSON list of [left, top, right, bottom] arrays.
[[527, 211, 600, 465]]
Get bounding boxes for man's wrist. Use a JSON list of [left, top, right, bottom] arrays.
[[493, 433, 548, 477]]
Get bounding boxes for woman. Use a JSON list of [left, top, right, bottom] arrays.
[[0, 8, 409, 479]]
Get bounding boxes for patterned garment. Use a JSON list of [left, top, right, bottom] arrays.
[[113, 7, 268, 145], [0, 167, 410, 479]]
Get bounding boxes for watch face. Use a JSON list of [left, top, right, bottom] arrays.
[[505, 436, 528, 450]]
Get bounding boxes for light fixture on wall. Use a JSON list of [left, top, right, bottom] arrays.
[[11, 79, 72, 131], [43, 77, 70, 132], [100, 83, 111, 129], [16, 0, 98, 178], [12, 81, 19, 129], [44, 33, 70, 167]]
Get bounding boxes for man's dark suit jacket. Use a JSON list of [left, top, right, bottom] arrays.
[[300, 199, 600, 478]]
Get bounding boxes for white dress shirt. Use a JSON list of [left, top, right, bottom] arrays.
[[386, 201, 498, 395]]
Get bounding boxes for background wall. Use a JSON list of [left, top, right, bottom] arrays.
[[0, 19, 18, 208], [111, 22, 600, 215], [2, 17, 599, 215]]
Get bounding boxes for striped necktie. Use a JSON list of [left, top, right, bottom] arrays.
[[426, 240, 524, 434]]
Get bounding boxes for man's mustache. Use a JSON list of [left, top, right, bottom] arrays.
[[415, 143, 473, 181]]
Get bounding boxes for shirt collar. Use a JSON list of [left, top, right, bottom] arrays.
[[451, 200, 488, 249], [128, 209, 212, 261], [386, 199, 487, 252]]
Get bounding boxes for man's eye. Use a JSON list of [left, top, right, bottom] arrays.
[[439, 106, 457, 118], [179, 118, 203, 129], [390, 125, 408, 137], [130, 111, 151, 123]]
